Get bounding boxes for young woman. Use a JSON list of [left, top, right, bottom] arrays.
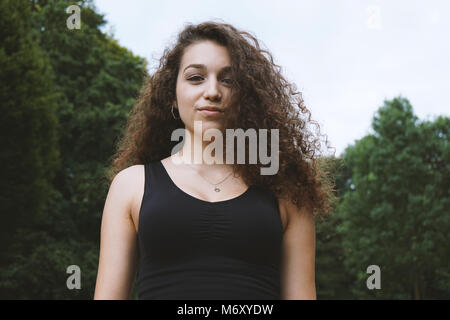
[[94, 21, 335, 300]]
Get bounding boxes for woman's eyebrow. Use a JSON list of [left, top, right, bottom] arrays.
[[183, 64, 231, 73]]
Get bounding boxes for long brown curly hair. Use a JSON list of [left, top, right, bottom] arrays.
[[106, 20, 337, 220]]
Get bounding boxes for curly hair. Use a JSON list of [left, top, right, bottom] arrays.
[[106, 20, 337, 220]]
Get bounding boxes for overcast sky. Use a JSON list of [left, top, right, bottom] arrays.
[[94, 0, 449, 157]]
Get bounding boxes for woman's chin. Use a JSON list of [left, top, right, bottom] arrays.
[[190, 119, 224, 132]]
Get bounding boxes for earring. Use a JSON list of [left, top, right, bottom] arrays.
[[171, 104, 180, 120]]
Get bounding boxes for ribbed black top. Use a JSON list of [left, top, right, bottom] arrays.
[[136, 160, 283, 300]]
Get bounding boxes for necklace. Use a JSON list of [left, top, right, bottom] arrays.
[[175, 152, 233, 192]]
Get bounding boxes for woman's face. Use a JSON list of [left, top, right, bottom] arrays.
[[175, 40, 233, 136]]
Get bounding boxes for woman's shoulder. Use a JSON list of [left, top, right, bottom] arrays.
[[110, 165, 145, 203], [111, 164, 146, 233], [113, 164, 145, 186], [108, 165, 144, 197]]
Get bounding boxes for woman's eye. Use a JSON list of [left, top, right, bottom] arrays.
[[187, 76, 203, 81], [187, 76, 232, 84]]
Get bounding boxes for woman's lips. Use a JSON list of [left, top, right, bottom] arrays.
[[197, 109, 224, 117]]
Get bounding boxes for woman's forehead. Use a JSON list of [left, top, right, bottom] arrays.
[[180, 41, 231, 71]]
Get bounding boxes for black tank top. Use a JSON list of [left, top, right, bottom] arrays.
[[136, 160, 283, 300]]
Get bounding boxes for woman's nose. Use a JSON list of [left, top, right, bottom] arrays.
[[203, 79, 222, 101]]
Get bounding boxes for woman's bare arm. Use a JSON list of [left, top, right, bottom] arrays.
[[280, 200, 317, 300], [93, 166, 140, 300]]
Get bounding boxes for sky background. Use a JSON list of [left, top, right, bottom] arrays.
[[94, 0, 449, 157]]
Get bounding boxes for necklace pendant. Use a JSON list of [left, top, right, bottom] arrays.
[[214, 187, 221, 192]]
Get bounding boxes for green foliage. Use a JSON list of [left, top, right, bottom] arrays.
[[337, 97, 449, 299], [1, 0, 147, 299], [0, 0, 60, 298], [315, 157, 356, 299]]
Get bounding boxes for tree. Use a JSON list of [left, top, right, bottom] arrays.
[[0, 0, 60, 298], [316, 156, 357, 299], [31, 0, 147, 299], [1, 0, 147, 299], [337, 96, 449, 299]]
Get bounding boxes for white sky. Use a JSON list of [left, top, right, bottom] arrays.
[[94, 0, 449, 157]]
